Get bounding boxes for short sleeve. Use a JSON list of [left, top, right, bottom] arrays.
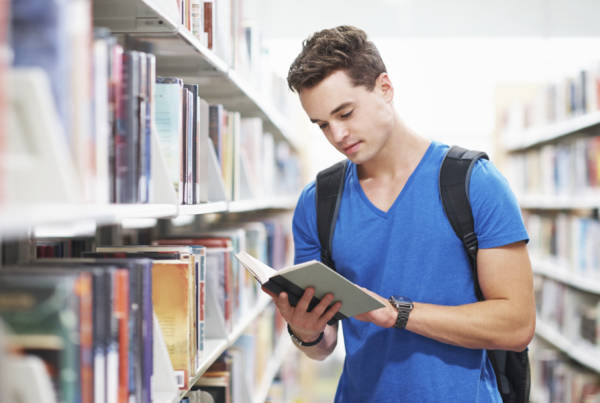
[[468, 159, 529, 249], [292, 181, 322, 264]]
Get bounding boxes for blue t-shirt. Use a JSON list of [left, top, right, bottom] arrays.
[[292, 141, 529, 403]]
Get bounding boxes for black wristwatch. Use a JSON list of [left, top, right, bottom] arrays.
[[287, 324, 324, 347], [388, 296, 414, 329]]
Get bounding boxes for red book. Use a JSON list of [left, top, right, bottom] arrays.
[[115, 270, 129, 403], [75, 274, 94, 403]]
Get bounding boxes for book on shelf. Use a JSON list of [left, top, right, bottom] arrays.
[[48, 257, 154, 403], [155, 238, 232, 335], [155, 76, 184, 202], [0, 270, 92, 403], [234, 251, 385, 322], [94, 245, 205, 390]]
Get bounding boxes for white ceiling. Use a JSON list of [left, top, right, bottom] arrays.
[[252, 0, 600, 40]]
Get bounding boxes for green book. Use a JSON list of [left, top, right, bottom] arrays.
[[234, 251, 384, 323], [0, 273, 82, 403]]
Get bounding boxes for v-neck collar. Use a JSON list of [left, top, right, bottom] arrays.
[[351, 141, 435, 218]]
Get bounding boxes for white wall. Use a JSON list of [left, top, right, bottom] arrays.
[[267, 37, 600, 180]]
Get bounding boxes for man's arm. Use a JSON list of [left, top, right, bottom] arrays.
[[264, 286, 340, 360], [355, 241, 536, 351]]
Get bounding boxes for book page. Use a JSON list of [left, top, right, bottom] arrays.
[[234, 251, 276, 284]]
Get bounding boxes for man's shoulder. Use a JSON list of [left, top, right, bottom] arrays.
[[295, 180, 317, 212]]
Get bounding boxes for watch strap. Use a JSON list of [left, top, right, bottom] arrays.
[[287, 324, 324, 347], [389, 296, 413, 329]]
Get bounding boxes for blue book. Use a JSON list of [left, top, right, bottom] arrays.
[[11, 0, 71, 142]]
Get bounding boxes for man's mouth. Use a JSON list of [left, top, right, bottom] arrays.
[[343, 141, 361, 154]]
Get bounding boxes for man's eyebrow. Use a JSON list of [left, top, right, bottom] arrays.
[[310, 102, 353, 123]]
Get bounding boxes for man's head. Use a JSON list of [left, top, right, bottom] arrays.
[[287, 25, 387, 93], [289, 26, 397, 165]]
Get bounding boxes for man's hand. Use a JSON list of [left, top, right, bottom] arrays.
[[262, 286, 342, 343], [353, 287, 398, 328]]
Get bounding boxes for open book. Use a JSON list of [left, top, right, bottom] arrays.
[[235, 251, 385, 323]]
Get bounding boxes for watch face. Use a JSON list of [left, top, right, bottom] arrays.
[[392, 295, 413, 307]]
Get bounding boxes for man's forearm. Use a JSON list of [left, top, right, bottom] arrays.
[[406, 299, 535, 351], [294, 322, 338, 360]]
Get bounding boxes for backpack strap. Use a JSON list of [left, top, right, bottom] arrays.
[[439, 145, 488, 300], [315, 160, 348, 270]]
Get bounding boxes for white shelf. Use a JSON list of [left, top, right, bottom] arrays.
[[532, 256, 600, 295], [252, 333, 293, 403], [177, 202, 228, 216], [518, 193, 600, 210], [535, 319, 600, 373], [504, 111, 600, 152], [0, 204, 109, 238], [178, 295, 272, 401], [96, 203, 178, 220], [0, 196, 302, 237], [228, 196, 298, 213]]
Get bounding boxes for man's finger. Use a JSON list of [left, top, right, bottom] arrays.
[[311, 293, 334, 318], [295, 287, 315, 313], [318, 301, 342, 328]]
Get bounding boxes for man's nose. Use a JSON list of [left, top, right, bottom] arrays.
[[330, 121, 349, 144]]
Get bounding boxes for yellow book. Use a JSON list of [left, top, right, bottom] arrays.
[[152, 260, 193, 389]]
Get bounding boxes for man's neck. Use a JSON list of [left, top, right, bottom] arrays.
[[357, 118, 430, 182]]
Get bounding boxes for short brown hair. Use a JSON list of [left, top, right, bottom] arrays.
[[287, 25, 387, 93]]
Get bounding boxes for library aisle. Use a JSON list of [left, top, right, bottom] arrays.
[[2, 0, 600, 403]]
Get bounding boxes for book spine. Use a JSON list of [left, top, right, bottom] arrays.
[[143, 54, 155, 203], [137, 53, 149, 204], [142, 264, 153, 403], [203, 1, 213, 49], [116, 270, 129, 403], [109, 43, 123, 203]]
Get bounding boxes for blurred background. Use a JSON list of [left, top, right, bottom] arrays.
[[1, 0, 599, 402]]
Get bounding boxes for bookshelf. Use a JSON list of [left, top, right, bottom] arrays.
[[2, 0, 304, 402], [498, 71, 600, 399], [532, 255, 600, 295], [535, 319, 600, 374], [252, 333, 293, 403], [178, 295, 272, 401]]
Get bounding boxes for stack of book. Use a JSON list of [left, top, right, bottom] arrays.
[[0, 258, 154, 403]]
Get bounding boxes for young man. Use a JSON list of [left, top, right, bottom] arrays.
[[263, 26, 535, 402]]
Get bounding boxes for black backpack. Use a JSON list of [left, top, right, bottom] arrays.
[[315, 145, 530, 403]]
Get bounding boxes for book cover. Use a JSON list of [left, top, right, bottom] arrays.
[[152, 260, 193, 389], [155, 77, 184, 199], [153, 240, 208, 369], [235, 251, 385, 321]]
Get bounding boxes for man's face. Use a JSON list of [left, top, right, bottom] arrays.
[[298, 70, 394, 164]]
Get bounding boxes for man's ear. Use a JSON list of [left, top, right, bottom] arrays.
[[376, 72, 394, 103]]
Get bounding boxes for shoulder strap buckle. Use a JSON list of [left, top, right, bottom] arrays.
[[462, 232, 478, 257]]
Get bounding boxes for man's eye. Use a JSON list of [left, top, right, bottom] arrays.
[[319, 123, 329, 129], [341, 110, 353, 119]]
